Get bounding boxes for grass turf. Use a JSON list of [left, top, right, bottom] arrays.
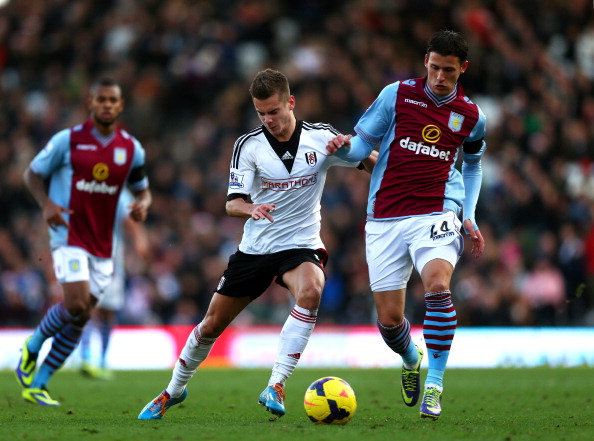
[[0, 367, 590, 441]]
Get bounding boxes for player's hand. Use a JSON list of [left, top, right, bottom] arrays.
[[463, 218, 484, 258], [129, 200, 149, 222], [251, 203, 275, 222], [326, 134, 352, 155], [42, 199, 73, 230]]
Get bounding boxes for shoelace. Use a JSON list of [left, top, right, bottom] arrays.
[[423, 388, 441, 407], [150, 393, 170, 414], [402, 370, 418, 391], [271, 384, 285, 403]]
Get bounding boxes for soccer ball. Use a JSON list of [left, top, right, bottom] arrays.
[[303, 376, 357, 425]]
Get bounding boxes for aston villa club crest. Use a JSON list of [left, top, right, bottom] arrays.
[[448, 112, 464, 132], [305, 151, 317, 167], [114, 148, 127, 165], [69, 259, 81, 272]]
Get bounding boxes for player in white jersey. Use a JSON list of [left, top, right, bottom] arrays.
[[139, 69, 376, 420]]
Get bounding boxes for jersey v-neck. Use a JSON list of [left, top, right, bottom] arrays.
[[263, 120, 302, 174]]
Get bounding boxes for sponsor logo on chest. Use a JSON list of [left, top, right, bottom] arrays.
[[74, 160, 120, 195], [399, 125, 452, 161], [261, 173, 318, 191], [75, 179, 119, 194]]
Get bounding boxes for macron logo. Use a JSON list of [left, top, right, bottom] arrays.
[[76, 144, 98, 151], [288, 353, 301, 360], [400, 137, 451, 161], [404, 98, 428, 108]]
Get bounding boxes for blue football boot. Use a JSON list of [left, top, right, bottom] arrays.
[[138, 389, 188, 420], [420, 386, 442, 420], [258, 383, 286, 417]]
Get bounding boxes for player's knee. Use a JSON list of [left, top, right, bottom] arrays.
[[377, 313, 405, 328], [64, 301, 91, 323], [424, 280, 450, 294], [199, 318, 227, 338], [295, 284, 322, 311]]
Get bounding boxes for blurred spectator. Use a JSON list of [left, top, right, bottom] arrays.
[[520, 258, 567, 326]]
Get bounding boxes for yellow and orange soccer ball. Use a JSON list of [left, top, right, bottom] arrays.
[[303, 376, 357, 425]]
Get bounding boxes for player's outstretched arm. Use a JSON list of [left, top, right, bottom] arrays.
[[463, 218, 484, 259], [226, 197, 275, 222], [326, 134, 352, 155], [327, 133, 375, 162]]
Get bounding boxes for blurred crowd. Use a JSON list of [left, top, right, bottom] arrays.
[[1, 0, 594, 328]]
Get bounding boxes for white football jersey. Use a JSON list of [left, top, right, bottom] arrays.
[[228, 121, 360, 254]]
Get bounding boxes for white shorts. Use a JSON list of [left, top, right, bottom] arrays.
[[52, 246, 114, 299], [366, 212, 463, 292], [96, 242, 125, 311], [96, 271, 125, 311]]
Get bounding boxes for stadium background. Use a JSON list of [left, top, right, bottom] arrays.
[[1, 0, 594, 335]]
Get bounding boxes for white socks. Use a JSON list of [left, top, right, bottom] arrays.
[[165, 306, 318, 396], [166, 324, 216, 398], [268, 305, 317, 386]]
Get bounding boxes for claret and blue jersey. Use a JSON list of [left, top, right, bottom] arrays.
[[336, 77, 486, 227], [30, 119, 148, 258]]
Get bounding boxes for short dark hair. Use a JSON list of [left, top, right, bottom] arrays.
[[249, 69, 290, 101], [426, 30, 468, 63], [90, 77, 122, 96]]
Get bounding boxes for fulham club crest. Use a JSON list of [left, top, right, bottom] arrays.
[[305, 151, 317, 167]]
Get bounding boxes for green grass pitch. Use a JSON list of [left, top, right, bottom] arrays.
[[0, 367, 590, 441]]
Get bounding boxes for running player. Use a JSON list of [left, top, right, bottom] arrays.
[[16, 78, 151, 406], [138, 68, 376, 420], [326, 30, 486, 420]]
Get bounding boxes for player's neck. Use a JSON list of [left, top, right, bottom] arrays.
[[93, 123, 117, 137]]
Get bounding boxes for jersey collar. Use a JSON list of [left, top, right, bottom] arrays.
[[423, 80, 458, 107]]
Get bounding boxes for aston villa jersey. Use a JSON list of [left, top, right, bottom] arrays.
[[30, 119, 148, 258], [228, 121, 359, 254], [353, 77, 486, 220]]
